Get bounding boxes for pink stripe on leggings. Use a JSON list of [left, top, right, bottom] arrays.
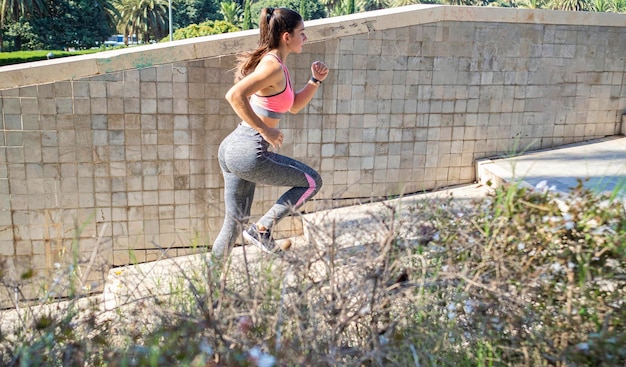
[[295, 173, 317, 208]]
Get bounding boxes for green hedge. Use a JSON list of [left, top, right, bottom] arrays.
[[0, 48, 115, 67]]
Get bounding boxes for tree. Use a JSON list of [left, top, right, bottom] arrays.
[[299, 0, 309, 19], [590, 0, 609, 10], [250, 0, 326, 25], [319, 0, 342, 15], [347, 0, 355, 13], [218, 0, 242, 25], [548, 0, 589, 9], [0, 0, 48, 50], [328, 0, 351, 15], [172, 0, 220, 29], [357, 0, 389, 11], [115, 0, 171, 44], [29, 0, 116, 50], [517, 0, 546, 8], [391, 0, 420, 6], [242, 0, 252, 29], [608, 0, 626, 11]]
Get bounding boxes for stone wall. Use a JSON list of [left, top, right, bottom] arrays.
[[0, 5, 624, 305]]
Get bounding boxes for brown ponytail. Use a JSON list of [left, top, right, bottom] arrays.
[[233, 7, 303, 82]]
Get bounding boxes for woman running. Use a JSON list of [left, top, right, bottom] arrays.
[[212, 7, 329, 259]]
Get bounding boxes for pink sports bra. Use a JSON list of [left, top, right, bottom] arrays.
[[250, 53, 294, 119]]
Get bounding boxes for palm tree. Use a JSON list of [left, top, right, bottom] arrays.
[[115, 0, 169, 44], [319, 0, 343, 15], [548, 0, 589, 10], [590, 0, 610, 10], [517, 0, 546, 8], [608, 0, 626, 11], [219, 1, 242, 26], [357, 0, 389, 11], [96, 0, 121, 31], [0, 0, 48, 50], [242, 0, 251, 29], [391, 0, 420, 7]]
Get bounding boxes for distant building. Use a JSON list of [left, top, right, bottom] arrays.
[[103, 35, 139, 46]]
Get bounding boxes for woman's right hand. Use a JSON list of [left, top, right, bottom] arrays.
[[260, 126, 284, 149]]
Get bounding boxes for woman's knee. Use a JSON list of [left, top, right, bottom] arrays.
[[310, 170, 323, 195], [315, 172, 323, 190]]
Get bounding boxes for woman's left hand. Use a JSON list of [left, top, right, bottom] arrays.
[[311, 61, 329, 82]]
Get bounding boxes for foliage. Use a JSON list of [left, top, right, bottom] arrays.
[[1, 182, 624, 366], [358, 0, 389, 11], [590, 0, 611, 10], [115, 0, 170, 43], [162, 19, 239, 41], [0, 0, 49, 25], [250, 0, 326, 25], [218, 0, 242, 25], [242, 0, 252, 29], [172, 0, 220, 28], [2, 19, 42, 51], [548, 0, 590, 9], [27, 0, 115, 50], [608, 0, 626, 11], [516, 0, 547, 8]]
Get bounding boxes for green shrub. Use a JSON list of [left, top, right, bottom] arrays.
[[162, 20, 241, 42]]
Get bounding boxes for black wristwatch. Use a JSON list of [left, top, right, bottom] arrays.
[[310, 76, 322, 85]]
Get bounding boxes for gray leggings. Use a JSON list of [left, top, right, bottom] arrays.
[[211, 123, 323, 258]]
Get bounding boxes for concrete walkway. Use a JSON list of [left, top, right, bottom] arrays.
[[477, 136, 626, 198]]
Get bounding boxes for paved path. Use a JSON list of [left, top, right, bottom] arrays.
[[477, 136, 626, 197]]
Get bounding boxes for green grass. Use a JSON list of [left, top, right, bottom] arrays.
[[0, 48, 125, 67]]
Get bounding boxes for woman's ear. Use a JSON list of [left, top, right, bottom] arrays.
[[281, 31, 291, 44]]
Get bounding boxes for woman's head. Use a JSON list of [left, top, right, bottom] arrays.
[[259, 7, 303, 50], [233, 8, 304, 82]]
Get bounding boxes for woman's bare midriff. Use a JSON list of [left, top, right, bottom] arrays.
[[242, 115, 281, 129]]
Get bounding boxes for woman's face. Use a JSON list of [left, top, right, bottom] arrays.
[[287, 21, 307, 54]]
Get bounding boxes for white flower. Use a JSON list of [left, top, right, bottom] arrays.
[[358, 305, 371, 316], [249, 347, 276, 367], [606, 259, 620, 269], [517, 243, 525, 251], [575, 342, 589, 352], [555, 199, 569, 213], [550, 262, 563, 274], [258, 354, 277, 367], [249, 346, 262, 360], [379, 335, 389, 345], [597, 279, 616, 293], [199, 339, 213, 355], [536, 180, 548, 191]]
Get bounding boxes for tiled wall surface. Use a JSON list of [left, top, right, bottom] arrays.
[[0, 5, 624, 305]]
